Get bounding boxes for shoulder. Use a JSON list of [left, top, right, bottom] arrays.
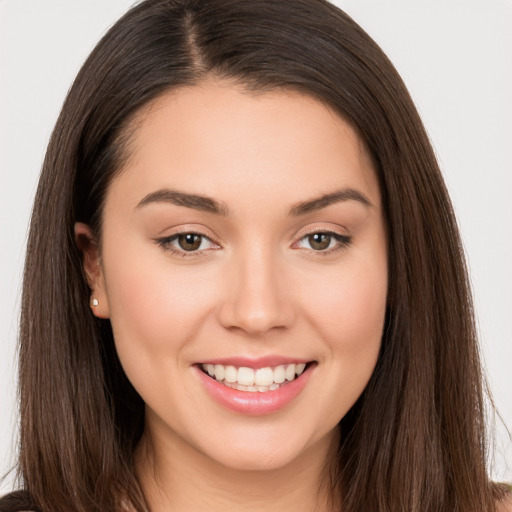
[[497, 499, 512, 512], [496, 486, 512, 512]]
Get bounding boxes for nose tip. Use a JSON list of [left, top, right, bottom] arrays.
[[226, 303, 286, 336], [217, 257, 295, 336]]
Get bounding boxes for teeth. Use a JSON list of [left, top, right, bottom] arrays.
[[255, 367, 274, 386], [223, 381, 282, 393], [273, 365, 286, 384], [237, 367, 254, 386], [214, 364, 225, 381], [285, 364, 296, 381], [201, 362, 308, 391], [224, 365, 237, 383]]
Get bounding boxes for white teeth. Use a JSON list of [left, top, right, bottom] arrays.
[[273, 365, 286, 384], [224, 365, 237, 383], [285, 364, 296, 381], [223, 381, 282, 393], [201, 362, 309, 391], [254, 367, 274, 386], [237, 367, 255, 386], [214, 364, 225, 381]]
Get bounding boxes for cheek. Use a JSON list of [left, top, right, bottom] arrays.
[[306, 256, 387, 347], [299, 247, 388, 408], [307, 260, 387, 420], [102, 245, 218, 364], [328, 274, 386, 343]]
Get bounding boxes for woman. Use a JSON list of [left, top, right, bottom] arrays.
[[0, 0, 510, 511]]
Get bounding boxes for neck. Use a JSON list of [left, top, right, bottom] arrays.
[[135, 421, 340, 512]]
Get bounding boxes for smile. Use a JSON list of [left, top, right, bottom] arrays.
[[196, 360, 315, 415], [200, 363, 307, 392]]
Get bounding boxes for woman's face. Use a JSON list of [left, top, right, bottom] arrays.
[[80, 82, 388, 471]]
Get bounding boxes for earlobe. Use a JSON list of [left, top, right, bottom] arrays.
[[74, 222, 110, 319]]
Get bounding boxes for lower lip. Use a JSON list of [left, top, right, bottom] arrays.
[[195, 364, 314, 416]]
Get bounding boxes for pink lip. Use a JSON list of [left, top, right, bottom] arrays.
[[195, 362, 315, 416], [197, 356, 311, 369]]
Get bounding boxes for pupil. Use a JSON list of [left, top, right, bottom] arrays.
[[309, 233, 331, 250], [178, 234, 201, 251]]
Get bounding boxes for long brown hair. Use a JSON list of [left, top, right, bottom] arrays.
[[1, 0, 508, 511]]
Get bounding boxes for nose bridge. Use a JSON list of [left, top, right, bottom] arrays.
[[219, 240, 294, 335]]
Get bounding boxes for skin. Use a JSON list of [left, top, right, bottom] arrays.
[[76, 81, 388, 512]]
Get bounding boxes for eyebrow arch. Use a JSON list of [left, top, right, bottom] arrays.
[[289, 188, 372, 216], [136, 189, 230, 215]]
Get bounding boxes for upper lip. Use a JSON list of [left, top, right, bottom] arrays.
[[196, 356, 314, 369]]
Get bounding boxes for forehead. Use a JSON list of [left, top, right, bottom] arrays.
[[107, 81, 380, 212]]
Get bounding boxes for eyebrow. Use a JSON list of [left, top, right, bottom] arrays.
[[289, 188, 372, 216], [136, 187, 372, 216], [136, 189, 230, 215]]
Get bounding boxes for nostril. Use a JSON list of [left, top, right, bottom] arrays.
[[216, 267, 296, 335]]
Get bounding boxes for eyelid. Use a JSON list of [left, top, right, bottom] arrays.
[[153, 224, 352, 257], [154, 223, 218, 239], [292, 223, 350, 242], [153, 225, 222, 257], [291, 225, 353, 254]]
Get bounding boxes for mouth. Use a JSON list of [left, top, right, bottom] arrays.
[[195, 359, 316, 415], [198, 361, 314, 393]]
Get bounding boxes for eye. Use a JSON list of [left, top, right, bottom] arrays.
[[157, 232, 218, 254], [175, 233, 206, 251], [296, 232, 352, 252]]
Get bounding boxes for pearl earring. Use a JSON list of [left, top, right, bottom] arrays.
[[91, 298, 99, 308]]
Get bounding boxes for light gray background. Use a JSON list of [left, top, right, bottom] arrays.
[[1, 0, 511, 493]]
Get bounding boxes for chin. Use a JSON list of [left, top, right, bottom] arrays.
[[198, 427, 332, 474], [208, 446, 304, 472]]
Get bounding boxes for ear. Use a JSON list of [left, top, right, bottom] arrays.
[[74, 222, 110, 319]]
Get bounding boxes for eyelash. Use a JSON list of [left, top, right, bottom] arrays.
[[155, 230, 353, 257], [156, 232, 219, 257], [294, 231, 353, 255]]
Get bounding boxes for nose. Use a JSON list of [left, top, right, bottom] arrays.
[[217, 246, 295, 336]]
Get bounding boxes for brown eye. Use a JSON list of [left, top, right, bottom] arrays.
[[295, 231, 352, 253], [156, 232, 218, 255], [177, 233, 203, 251], [307, 233, 332, 250]]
